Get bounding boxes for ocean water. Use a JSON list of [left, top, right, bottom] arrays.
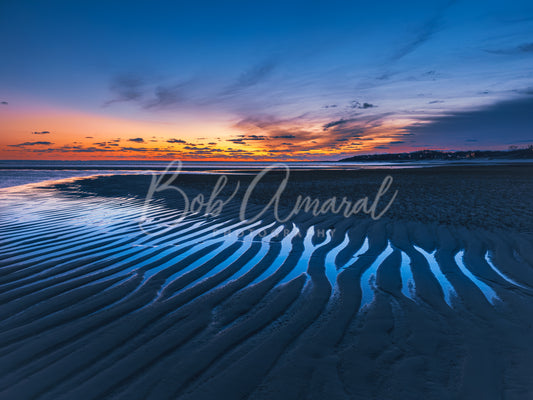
[[0, 160, 382, 188], [0, 159, 526, 189]]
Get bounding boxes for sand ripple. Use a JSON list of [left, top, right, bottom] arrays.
[[1, 188, 532, 399]]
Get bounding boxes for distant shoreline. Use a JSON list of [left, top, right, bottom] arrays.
[[1, 158, 533, 171], [338, 147, 533, 162]]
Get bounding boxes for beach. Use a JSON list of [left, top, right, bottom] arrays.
[[0, 164, 532, 399]]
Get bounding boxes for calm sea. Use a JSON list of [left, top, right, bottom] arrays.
[[0, 159, 524, 189]]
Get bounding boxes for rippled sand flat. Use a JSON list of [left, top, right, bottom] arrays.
[[0, 166, 532, 399]]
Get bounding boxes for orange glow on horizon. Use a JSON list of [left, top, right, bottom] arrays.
[[1, 104, 422, 161]]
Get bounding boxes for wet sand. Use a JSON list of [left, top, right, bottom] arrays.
[[0, 165, 532, 399]]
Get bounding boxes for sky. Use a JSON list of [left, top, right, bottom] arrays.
[[1, 0, 532, 161]]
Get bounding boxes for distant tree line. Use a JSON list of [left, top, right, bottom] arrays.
[[339, 145, 533, 162]]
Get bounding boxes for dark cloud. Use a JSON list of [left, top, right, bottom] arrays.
[[66, 147, 114, 153], [128, 138, 145, 143], [183, 146, 217, 151], [167, 138, 186, 144], [15, 144, 118, 153], [8, 141, 53, 147], [1, 101, 8, 105], [514, 87, 533, 95], [243, 135, 267, 140], [271, 134, 296, 139], [350, 101, 376, 109], [428, 100, 444, 104], [408, 96, 533, 146], [321, 113, 394, 140], [323, 118, 357, 131], [121, 147, 148, 152], [227, 134, 267, 143], [31, 131, 50, 135], [85, 136, 94, 139], [227, 148, 254, 154]]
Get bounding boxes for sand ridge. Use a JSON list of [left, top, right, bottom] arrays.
[[0, 168, 532, 399]]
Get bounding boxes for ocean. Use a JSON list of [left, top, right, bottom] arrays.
[[0, 159, 528, 189]]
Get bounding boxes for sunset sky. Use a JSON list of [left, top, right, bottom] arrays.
[[1, 0, 532, 161]]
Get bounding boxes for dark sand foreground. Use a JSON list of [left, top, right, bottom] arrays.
[[0, 165, 532, 399]]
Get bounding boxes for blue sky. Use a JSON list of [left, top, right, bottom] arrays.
[[1, 0, 532, 160]]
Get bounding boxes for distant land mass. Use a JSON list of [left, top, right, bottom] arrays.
[[339, 146, 533, 162]]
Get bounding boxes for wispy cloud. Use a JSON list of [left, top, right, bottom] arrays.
[[390, 0, 457, 61], [8, 141, 53, 147], [104, 58, 278, 113], [120, 147, 149, 152], [220, 60, 277, 96], [104, 75, 146, 106], [227, 111, 409, 157], [144, 83, 190, 109], [485, 42, 533, 55], [322, 118, 357, 131]]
